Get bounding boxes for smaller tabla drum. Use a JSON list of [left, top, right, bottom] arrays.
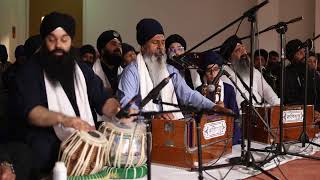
[[59, 130, 108, 176], [98, 121, 147, 168]]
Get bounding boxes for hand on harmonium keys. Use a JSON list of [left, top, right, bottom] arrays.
[[154, 113, 175, 120], [61, 116, 95, 132], [212, 104, 234, 116], [216, 101, 225, 108]]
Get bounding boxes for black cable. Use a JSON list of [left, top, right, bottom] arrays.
[[221, 165, 234, 180], [202, 138, 229, 179], [274, 156, 289, 180], [203, 170, 218, 180], [257, 142, 276, 167], [207, 138, 229, 166], [283, 137, 314, 154], [235, 18, 244, 34]]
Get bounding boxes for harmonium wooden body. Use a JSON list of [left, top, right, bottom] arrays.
[[151, 114, 233, 168], [243, 105, 318, 144]]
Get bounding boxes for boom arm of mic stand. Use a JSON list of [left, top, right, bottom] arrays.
[[224, 74, 277, 140], [177, 0, 269, 61], [207, 16, 303, 52]]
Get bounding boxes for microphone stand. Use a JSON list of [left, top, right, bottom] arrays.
[[164, 1, 280, 179], [285, 34, 320, 157], [296, 34, 320, 148], [256, 24, 320, 171], [130, 73, 175, 180], [207, 16, 303, 52], [171, 0, 269, 71]]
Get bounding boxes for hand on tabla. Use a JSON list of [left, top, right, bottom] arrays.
[[61, 116, 95, 132]]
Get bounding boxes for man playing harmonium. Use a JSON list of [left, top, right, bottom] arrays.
[[219, 35, 280, 108], [285, 39, 320, 123], [118, 18, 231, 120]]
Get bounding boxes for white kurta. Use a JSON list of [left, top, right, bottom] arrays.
[[220, 65, 280, 109]]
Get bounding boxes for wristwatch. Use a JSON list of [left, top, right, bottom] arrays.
[[0, 161, 15, 174]]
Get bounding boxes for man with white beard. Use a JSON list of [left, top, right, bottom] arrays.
[[118, 18, 230, 120], [219, 35, 280, 109]]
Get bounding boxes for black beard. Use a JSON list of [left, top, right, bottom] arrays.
[[39, 47, 76, 86], [101, 49, 122, 67]]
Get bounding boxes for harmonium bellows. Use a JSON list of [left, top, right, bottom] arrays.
[[151, 114, 234, 168], [243, 105, 318, 144]]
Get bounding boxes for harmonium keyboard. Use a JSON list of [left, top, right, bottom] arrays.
[[243, 105, 318, 144], [151, 114, 233, 168]]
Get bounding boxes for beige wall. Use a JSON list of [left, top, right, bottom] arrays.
[[279, 0, 315, 43], [257, 0, 315, 53], [83, 0, 257, 52], [29, 0, 83, 47], [0, 0, 27, 62], [257, 0, 280, 52]]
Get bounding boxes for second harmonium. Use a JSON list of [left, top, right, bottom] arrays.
[[243, 105, 317, 144]]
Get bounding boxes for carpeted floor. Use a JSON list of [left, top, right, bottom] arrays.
[[247, 152, 320, 180]]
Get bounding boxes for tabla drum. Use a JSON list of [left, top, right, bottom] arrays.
[[59, 130, 108, 176], [98, 121, 147, 168]]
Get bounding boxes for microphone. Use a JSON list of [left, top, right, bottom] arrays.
[[208, 65, 230, 92], [302, 38, 313, 51], [140, 73, 176, 108], [116, 95, 139, 118], [169, 51, 176, 60]]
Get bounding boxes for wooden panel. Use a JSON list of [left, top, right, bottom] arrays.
[[152, 115, 233, 168], [244, 105, 318, 144], [29, 0, 82, 47]]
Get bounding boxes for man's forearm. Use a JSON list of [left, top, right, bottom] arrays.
[[27, 105, 65, 127]]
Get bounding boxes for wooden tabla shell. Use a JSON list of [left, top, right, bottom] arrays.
[[98, 121, 147, 168], [59, 130, 108, 176]]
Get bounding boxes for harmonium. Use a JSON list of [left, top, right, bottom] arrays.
[[151, 114, 233, 168], [243, 105, 318, 144]]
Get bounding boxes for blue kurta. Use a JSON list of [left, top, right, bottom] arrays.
[[117, 61, 215, 110]]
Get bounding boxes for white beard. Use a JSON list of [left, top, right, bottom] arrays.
[[231, 56, 250, 78], [144, 54, 168, 86]]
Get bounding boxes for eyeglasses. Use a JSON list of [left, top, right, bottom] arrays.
[[205, 66, 220, 74], [169, 46, 185, 54]]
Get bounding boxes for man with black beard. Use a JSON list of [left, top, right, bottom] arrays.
[[93, 30, 123, 94], [219, 35, 280, 109], [10, 12, 122, 177], [284, 39, 320, 122], [80, 44, 96, 68], [118, 18, 230, 120]]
